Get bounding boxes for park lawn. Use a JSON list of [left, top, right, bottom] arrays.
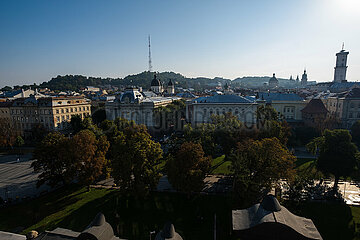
[[0, 185, 114, 234], [210, 155, 233, 175], [0, 185, 232, 240]]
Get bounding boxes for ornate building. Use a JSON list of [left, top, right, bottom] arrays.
[[105, 87, 180, 129], [268, 73, 279, 88], [150, 74, 164, 93], [301, 69, 308, 86], [185, 94, 257, 127], [8, 96, 91, 136]]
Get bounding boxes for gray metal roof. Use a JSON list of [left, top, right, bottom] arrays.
[[0, 231, 26, 240], [192, 94, 254, 103], [258, 92, 304, 102], [232, 195, 322, 240]]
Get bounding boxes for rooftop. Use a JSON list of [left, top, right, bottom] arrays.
[[257, 92, 304, 102], [192, 94, 254, 104]]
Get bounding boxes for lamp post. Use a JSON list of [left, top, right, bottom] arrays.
[[149, 231, 155, 240]]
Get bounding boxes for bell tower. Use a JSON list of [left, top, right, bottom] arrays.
[[334, 44, 349, 83]]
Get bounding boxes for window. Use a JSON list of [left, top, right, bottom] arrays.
[[351, 103, 355, 108], [56, 109, 59, 114], [349, 112, 353, 118]]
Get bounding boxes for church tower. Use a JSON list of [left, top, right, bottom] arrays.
[[151, 74, 163, 93], [334, 45, 349, 83], [167, 79, 175, 94], [301, 70, 308, 86]]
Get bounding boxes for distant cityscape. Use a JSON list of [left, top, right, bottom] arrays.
[[0, 45, 359, 240]]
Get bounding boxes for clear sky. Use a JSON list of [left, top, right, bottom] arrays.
[[1, 0, 360, 87]]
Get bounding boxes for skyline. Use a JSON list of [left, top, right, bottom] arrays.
[[1, 0, 360, 87]]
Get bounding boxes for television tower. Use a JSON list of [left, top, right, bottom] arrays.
[[148, 35, 153, 72]]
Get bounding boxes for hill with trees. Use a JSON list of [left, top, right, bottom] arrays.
[[3, 71, 298, 92]]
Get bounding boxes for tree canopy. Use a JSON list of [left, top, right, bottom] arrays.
[[110, 121, 163, 195], [307, 129, 360, 190], [166, 142, 211, 193], [229, 137, 295, 205], [32, 130, 110, 188]]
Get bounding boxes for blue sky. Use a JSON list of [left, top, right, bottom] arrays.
[[1, 0, 360, 87]]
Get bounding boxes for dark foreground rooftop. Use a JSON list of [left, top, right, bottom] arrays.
[[35, 213, 124, 240], [232, 195, 322, 240]]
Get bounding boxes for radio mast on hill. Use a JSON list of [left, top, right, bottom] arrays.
[[148, 35, 153, 72]]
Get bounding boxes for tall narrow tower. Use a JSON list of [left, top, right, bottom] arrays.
[[333, 44, 349, 83], [301, 69, 308, 86], [148, 35, 153, 72]]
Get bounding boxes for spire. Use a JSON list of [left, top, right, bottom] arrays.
[[342, 42, 345, 51]]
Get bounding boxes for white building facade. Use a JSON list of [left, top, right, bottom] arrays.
[[186, 95, 258, 127]]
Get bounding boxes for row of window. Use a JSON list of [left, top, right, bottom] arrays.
[[55, 113, 89, 123], [329, 102, 341, 108], [55, 106, 90, 114], [10, 106, 90, 115]]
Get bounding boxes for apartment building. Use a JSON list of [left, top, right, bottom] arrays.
[[9, 96, 91, 136]]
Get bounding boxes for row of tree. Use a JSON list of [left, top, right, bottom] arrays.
[[29, 105, 360, 206]]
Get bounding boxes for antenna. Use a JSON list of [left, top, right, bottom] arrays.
[[148, 35, 153, 72], [342, 42, 345, 51]]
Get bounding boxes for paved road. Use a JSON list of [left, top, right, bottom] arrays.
[[0, 153, 51, 201]]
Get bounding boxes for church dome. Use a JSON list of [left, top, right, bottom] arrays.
[[269, 73, 278, 87], [151, 74, 161, 86]]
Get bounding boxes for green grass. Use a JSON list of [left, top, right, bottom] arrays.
[[0, 185, 232, 240], [210, 155, 233, 175], [285, 201, 360, 240], [0, 185, 114, 234]]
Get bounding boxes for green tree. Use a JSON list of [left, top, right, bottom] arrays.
[[230, 137, 295, 205], [110, 121, 163, 195], [70, 115, 101, 136], [256, 105, 290, 145], [30, 123, 48, 143], [71, 130, 110, 189], [183, 123, 217, 157], [307, 129, 360, 191], [14, 136, 24, 148], [351, 120, 360, 144], [0, 118, 18, 147], [166, 142, 211, 193], [32, 132, 73, 187]]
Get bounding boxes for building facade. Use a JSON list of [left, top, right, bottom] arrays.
[[105, 87, 181, 129], [257, 92, 306, 121], [9, 96, 91, 136], [323, 88, 360, 128], [185, 94, 258, 127]]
